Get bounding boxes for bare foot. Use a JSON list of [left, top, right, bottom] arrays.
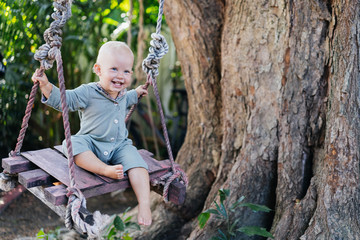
[[103, 164, 124, 179], [138, 203, 152, 226]]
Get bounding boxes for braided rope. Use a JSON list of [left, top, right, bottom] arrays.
[[125, 0, 188, 203], [3, 0, 73, 192], [11, 0, 72, 157], [162, 166, 188, 203], [54, 50, 102, 236], [10, 81, 40, 157], [50, 9, 106, 238], [7, 0, 106, 235]]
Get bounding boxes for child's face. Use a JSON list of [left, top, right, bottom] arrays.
[[94, 48, 133, 99]]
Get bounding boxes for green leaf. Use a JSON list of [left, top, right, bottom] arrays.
[[238, 226, 274, 238], [36, 229, 46, 239], [106, 227, 116, 238], [123, 234, 133, 240], [214, 201, 227, 219], [217, 229, 228, 240], [214, 201, 227, 218], [219, 189, 230, 204], [229, 219, 240, 234], [198, 212, 210, 229], [239, 203, 272, 212], [230, 196, 245, 210], [211, 237, 224, 240], [114, 216, 125, 232], [125, 221, 141, 230], [203, 208, 220, 215], [124, 216, 132, 223]]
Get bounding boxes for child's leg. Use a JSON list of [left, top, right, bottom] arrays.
[[74, 151, 124, 179], [127, 167, 152, 226]]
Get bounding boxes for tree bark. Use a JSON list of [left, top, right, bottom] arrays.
[[132, 1, 224, 239], [133, 0, 360, 239]]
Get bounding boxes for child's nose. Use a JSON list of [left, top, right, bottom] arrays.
[[117, 72, 125, 79]]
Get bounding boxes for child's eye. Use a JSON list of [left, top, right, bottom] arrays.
[[111, 68, 117, 71], [124, 70, 131, 75]]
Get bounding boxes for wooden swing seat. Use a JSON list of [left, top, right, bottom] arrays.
[[2, 146, 185, 218]]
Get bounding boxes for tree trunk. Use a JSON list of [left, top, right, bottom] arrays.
[[133, 0, 360, 239]]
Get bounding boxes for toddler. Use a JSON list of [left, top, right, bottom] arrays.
[[32, 41, 152, 226]]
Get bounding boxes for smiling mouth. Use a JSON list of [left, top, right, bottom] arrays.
[[112, 80, 124, 87]]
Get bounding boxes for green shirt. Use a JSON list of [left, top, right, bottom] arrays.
[[42, 82, 138, 144]]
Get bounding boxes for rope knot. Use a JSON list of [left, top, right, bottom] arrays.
[[65, 187, 109, 238], [163, 166, 188, 203], [33, 0, 71, 70], [0, 172, 17, 191], [142, 33, 169, 79]]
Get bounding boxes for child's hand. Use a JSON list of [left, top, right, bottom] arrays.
[[31, 68, 53, 99], [31, 69, 49, 87], [135, 85, 148, 98]]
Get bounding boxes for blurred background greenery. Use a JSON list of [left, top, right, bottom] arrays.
[[0, 0, 187, 160]]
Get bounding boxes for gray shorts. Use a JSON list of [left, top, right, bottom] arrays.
[[62, 135, 148, 172]]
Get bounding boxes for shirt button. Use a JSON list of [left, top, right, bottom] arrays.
[[114, 119, 119, 124], [103, 151, 109, 156], [110, 137, 115, 142]]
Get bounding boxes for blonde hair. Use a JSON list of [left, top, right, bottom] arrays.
[[96, 41, 134, 63]]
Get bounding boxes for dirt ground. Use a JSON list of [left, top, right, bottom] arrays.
[[0, 188, 137, 240]]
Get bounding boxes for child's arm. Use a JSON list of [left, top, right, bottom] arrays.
[[135, 85, 148, 98], [31, 68, 89, 112], [31, 69, 52, 99]]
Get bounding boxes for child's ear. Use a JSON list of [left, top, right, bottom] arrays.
[[93, 63, 101, 76]]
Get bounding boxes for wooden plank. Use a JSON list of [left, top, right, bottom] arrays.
[[25, 146, 186, 205], [29, 186, 92, 235], [151, 181, 187, 205], [21, 148, 105, 190], [47, 168, 183, 206], [27, 186, 67, 219], [44, 184, 68, 206], [168, 181, 186, 205], [53, 145, 63, 153], [18, 169, 55, 188], [1, 156, 36, 174]]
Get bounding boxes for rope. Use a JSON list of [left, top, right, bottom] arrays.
[[0, 172, 17, 192], [7, 0, 106, 236], [47, 3, 106, 237], [55, 49, 106, 237], [2, 0, 72, 191], [125, 0, 188, 202], [10, 0, 72, 157]]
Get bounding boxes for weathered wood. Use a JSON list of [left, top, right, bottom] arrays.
[[1, 156, 35, 174], [151, 181, 186, 205], [27, 186, 67, 219], [44, 184, 68, 206], [168, 181, 186, 205], [28, 186, 91, 235], [18, 169, 55, 188], [45, 165, 176, 206], [21, 146, 185, 206], [22, 148, 104, 190]]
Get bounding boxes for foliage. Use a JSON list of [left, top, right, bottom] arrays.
[[198, 189, 274, 240], [36, 227, 63, 240], [35, 208, 139, 240], [104, 208, 140, 240]]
